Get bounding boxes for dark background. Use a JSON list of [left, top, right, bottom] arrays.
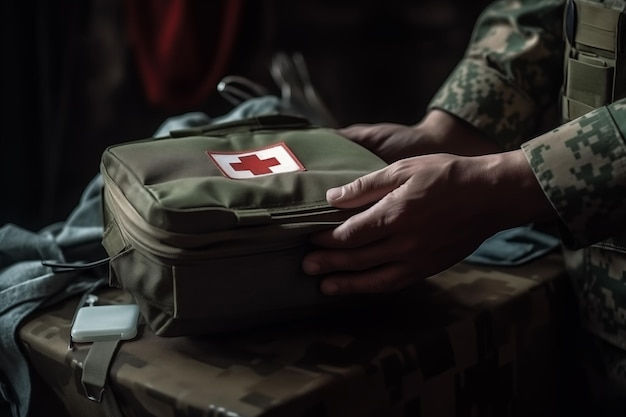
[[1, 0, 490, 231]]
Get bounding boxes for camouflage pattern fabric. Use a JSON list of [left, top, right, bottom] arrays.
[[429, 0, 626, 408], [429, 0, 566, 149], [20, 255, 568, 417]]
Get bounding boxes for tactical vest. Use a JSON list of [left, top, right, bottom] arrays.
[[562, 0, 626, 121]]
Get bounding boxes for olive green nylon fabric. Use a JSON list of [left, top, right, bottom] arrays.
[[99, 115, 387, 337], [101, 115, 385, 234], [562, 0, 626, 121]]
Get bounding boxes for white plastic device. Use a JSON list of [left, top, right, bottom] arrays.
[[70, 304, 140, 343]]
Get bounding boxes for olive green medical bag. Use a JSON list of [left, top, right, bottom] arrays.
[[99, 115, 387, 337]]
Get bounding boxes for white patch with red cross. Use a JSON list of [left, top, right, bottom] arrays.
[[207, 142, 305, 179]]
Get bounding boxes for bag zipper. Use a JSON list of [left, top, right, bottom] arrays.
[[102, 170, 339, 261]]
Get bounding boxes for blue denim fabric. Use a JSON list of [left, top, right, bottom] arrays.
[[0, 176, 106, 417]]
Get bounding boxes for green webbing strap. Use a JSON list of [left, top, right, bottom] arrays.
[[576, 1, 620, 52], [562, 0, 626, 121], [567, 58, 613, 106], [562, 97, 596, 121], [81, 339, 124, 417]]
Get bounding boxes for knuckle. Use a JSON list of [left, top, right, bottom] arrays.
[[394, 237, 421, 257], [357, 271, 396, 294], [348, 176, 368, 194], [386, 160, 411, 184], [332, 220, 358, 244], [374, 197, 407, 230]]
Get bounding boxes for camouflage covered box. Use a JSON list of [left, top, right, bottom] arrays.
[[20, 253, 569, 417]]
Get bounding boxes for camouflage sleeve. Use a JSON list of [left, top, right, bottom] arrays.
[[428, 0, 565, 149], [521, 101, 626, 248]]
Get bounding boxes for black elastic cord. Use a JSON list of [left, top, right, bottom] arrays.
[[41, 257, 110, 273]]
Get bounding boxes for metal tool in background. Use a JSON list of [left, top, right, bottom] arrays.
[[217, 52, 338, 128]]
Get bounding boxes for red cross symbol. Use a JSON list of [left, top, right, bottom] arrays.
[[229, 154, 280, 175]]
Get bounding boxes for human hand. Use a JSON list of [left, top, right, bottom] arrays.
[[303, 150, 554, 295], [339, 109, 502, 163]]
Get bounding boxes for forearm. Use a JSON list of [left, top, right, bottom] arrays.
[[476, 150, 557, 230], [428, 0, 565, 149], [338, 109, 503, 164], [426, 102, 626, 249], [415, 109, 502, 156]]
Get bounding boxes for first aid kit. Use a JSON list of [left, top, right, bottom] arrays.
[[99, 114, 388, 337]]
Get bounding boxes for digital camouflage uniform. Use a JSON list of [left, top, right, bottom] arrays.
[[430, 0, 626, 411]]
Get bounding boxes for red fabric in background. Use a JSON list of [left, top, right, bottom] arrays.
[[124, 0, 243, 110]]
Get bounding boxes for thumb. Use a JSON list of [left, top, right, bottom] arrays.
[[326, 167, 399, 209], [337, 124, 373, 142]]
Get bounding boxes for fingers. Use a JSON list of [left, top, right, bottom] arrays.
[[317, 263, 416, 295], [318, 165, 417, 248], [311, 198, 398, 248], [303, 236, 402, 274], [326, 171, 392, 209], [338, 123, 400, 141], [338, 123, 378, 141], [311, 163, 415, 249], [326, 164, 402, 209]]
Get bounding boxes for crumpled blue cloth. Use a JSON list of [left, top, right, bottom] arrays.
[[0, 176, 107, 417], [0, 96, 286, 417], [153, 95, 286, 137], [465, 225, 560, 266]]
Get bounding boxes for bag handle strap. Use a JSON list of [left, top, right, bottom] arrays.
[[168, 114, 312, 138]]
